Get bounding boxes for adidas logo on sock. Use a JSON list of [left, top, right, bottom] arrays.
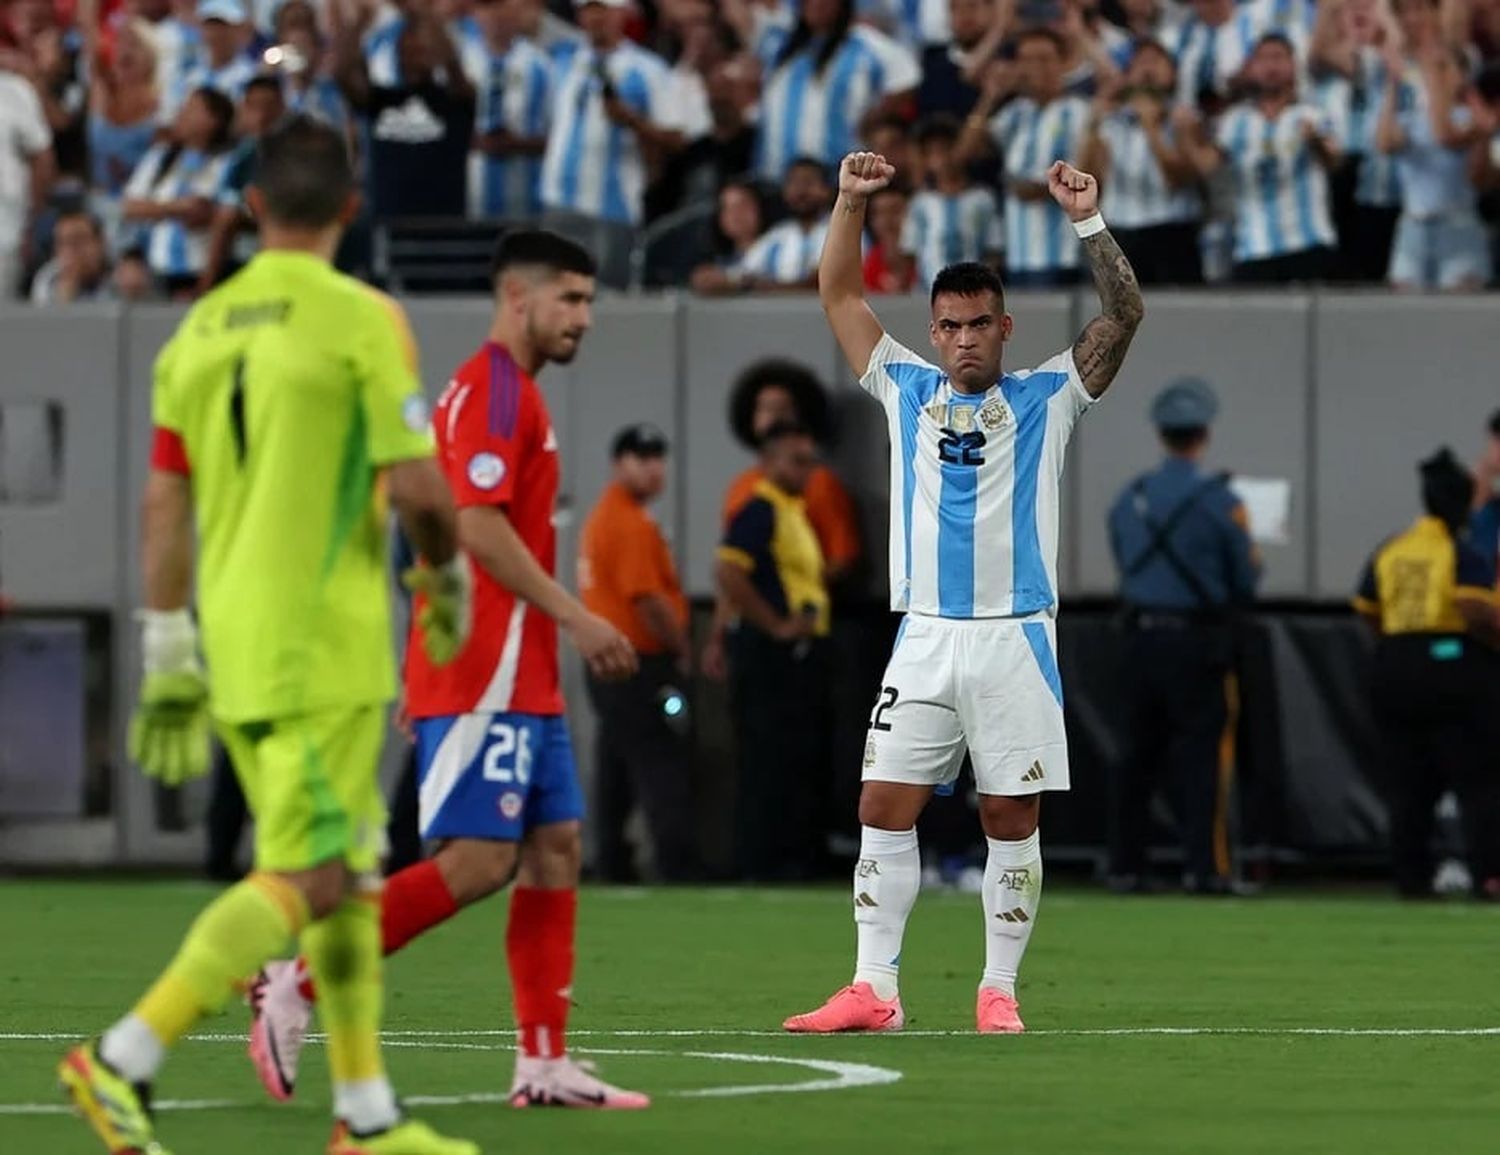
[[995, 907, 1030, 923], [855, 892, 880, 908], [1020, 761, 1045, 783]]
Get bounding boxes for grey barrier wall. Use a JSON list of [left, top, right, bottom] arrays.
[[0, 291, 1494, 864]]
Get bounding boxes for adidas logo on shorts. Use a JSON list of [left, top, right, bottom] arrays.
[[1020, 761, 1045, 783]]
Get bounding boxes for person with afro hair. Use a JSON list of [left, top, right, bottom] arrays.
[[701, 358, 862, 680]]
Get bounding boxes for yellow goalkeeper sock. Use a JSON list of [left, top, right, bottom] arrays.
[[302, 890, 398, 1132], [101, 872, 309, 1082]]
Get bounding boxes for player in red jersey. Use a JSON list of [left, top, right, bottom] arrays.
[[246, 230, 648, 1109]]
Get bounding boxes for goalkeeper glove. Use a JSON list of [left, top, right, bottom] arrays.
[[402, 554, 473, 666], [128, 608, 211, 787]]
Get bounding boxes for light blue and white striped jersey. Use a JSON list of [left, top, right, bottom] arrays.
[[755, 25, 920, 180], [901, 188, 1003, 290], [123, 144, 234, 277], [1394, 76, 1477, 217], [162, 55, 258, 121], [1174, 0, 1310, 107], [467, 36, 552, 220], [739, 217, 830, 283], [539, 41, 677, 226], [285, 75, 352, 136], [859, 332, 1095, 619], [1312, 50, 1403, 207], [862, 0, 951, 48], [1097, 111, 1202, 229], [989, 96, 1089, 272], [365, 14, 489, 87], [152, 18, 201, 107], [1216, 100, 1337, 261]]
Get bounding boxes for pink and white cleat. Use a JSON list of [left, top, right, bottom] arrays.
[[976, 987, 1025, 1034], [247, 959, 312, 1101], [782, 982, 905, 1034], [509, 1055, 651, 1110]]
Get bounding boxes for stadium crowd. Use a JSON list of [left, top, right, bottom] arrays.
[[4, 0, 1500, 299]]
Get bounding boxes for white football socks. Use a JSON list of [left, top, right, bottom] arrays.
[[99, 1014, 165, 1083], [981, 831, 1042, 997], [851, 825, 920, 1002], [335, 1076, 400, 1134]]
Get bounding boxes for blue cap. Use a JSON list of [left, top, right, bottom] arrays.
[[198, 0, 248, 23], [1150, 377, 1219, 431]]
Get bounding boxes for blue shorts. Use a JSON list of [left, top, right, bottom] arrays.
[[1388, 211, 1491, 290], [413, 713, 584, 842]]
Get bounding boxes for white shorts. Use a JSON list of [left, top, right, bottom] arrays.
[[862, 614, 1069, 797]]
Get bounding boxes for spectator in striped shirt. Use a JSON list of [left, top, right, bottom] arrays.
[[120, 84, 236, 297], [1178, 33, 1341, 283], [466, 0, 552, 221], [1377, 45, 1494, 290], [738, 155, 832, 288], [1080, 39, 1203, 283], [539, 0, 684, 287], [902, 113, 1002, 291], [272, 0, 353, 140], [754, 0, 920, 181], [162, 0, 257, 121], [915, 0, 1006, 118], [957, 27, 1091, 285]]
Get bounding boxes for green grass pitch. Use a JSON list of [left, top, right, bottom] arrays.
[[3, 880, 1499, 1154]]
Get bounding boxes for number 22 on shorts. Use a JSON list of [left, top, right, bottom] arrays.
[[483, 722, 533, 785]]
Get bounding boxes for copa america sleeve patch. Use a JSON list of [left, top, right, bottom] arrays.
[[467, 452, 506, 490], [402, 394, 431, 433]]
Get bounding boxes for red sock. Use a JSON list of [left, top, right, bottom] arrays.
[[292, 861, 459, 1004], [506, 887, 577, 1060], [382, 859, 461, 955]]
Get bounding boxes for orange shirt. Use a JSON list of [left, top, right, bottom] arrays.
[[579, 481, 689, 655], [722, 464, 861, 575]]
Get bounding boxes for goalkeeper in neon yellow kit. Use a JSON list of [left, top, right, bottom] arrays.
[[59, 115, 478, 1155]]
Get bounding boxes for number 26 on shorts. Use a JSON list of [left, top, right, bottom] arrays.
[[482, 722, 532, 785]]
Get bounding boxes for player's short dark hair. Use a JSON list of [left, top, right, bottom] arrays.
[[728, 359, 832, 448], [244, 74, 284, 101], [490, 229, 598, 283], [1016, 26, 1067, 56], [930, 261, 1006, 310], [1161, 427, 1208, 453], [758, 420, 813, 452], [786, 156, 831, 185], [252, 113, 353, 228], [915, 113, 962, 147]]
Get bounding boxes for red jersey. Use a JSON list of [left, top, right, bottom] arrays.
[[405, 341, 564, 717]]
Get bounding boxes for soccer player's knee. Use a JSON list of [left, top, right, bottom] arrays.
[[978, 795, 1041, 842], [857, 788, 920, 832], [440, 839, 518, 904], [517, 822, 582, 888], [296, 862, 350, 920]]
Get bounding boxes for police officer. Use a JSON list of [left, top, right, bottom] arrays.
[[1354, 450, 1500, 899], [1107, 378, 1261, 895]]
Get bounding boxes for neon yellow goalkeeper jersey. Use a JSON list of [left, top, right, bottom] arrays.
[[151, 249, 435, 722]]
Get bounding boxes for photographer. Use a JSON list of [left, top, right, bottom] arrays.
[[1354, 449, 1500, 900]]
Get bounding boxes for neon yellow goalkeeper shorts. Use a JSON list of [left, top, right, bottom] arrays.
[[216, 707, 389, 875]]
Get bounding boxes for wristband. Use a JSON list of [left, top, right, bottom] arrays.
[[138, 607, 200, 676], [1072, 213, 1107, 239]]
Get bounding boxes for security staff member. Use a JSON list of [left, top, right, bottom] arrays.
[[1354, 449, 1500, 900], [578, 424, 699, 882], [715, 422, 832, 882], [1107, 378, 1261, 895]]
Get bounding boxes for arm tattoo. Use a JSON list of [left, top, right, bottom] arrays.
[[1072, 228, 1145, 398]]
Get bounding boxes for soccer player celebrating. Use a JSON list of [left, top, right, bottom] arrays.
[[248, 230, 651, 1109], [59, 115, 477, 1155], [784, 152, 1143, 1035]]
